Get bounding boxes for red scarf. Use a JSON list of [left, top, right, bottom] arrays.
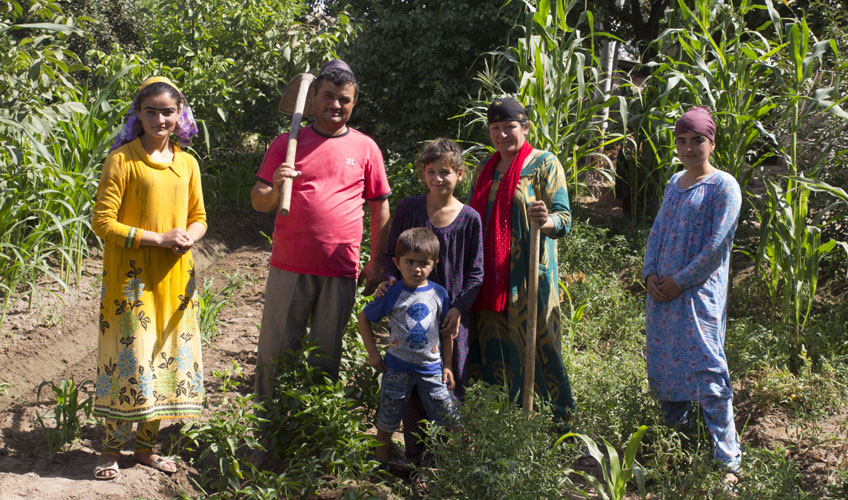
[[469, 141, 533, 312]]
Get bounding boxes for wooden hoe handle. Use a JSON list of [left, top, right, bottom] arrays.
[[522, 221, 541, 411], [279, 76, 314, 216]]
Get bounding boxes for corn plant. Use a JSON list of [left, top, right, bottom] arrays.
[[742, 16, 848, 370], [746, 175, 848, 369], [0, 2, 135, 328], [555, 425, 648, 500], [465, 0, 624, 200], [619, 0, 786, 220], [663, 0, 783, 185], [35, 377, 95, 458], [559, 279, 588, 371]]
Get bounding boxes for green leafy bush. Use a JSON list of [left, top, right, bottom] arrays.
[[261, 343, 380, 496], [559, 217, 644, 279], [181, 362, 264, 493], [422, 383, 576, 499]]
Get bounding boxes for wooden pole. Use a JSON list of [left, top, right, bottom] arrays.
[[279, 74, 315, 215], [522, 221, 541, 411]]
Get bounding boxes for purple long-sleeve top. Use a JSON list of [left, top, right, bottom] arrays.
[[383, 195, 484, 315]]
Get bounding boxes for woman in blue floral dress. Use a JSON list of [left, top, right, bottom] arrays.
[[642, 107, 742, 477]]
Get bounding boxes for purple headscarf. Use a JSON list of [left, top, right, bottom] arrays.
[[319, 59, 354, 77], [110, 76, 199, 152], [674, 106, 716, 142]]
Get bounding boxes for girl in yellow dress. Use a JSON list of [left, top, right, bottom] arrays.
[[90, 77, 206, 479]]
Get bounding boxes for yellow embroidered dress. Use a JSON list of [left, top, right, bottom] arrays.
[[91, 138, 206, 421]]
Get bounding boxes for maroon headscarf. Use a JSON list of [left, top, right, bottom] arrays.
[[674, 106, 716, 141]]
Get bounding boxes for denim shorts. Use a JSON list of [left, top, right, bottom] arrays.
[[375, 368, 458, 433]]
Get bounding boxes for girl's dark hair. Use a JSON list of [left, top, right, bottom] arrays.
[[134, 82, 182, 112], [415, 138, 464, 177]]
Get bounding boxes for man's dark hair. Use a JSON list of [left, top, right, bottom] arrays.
[[314, 67, 359, 99], [395, 227, 439, 262]]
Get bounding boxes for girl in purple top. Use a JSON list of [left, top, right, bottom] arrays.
[[382, 138, 484, 464]]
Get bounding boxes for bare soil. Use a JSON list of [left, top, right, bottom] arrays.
[[0, 208, 845, 499], [0, 211, 273, 499]]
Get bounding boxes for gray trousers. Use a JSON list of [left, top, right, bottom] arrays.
[[254, 267, 356, 398]]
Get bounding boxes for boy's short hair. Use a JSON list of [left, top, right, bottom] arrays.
[[395, 227, 439, 261]]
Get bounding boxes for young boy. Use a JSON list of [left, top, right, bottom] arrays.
[[358, 227, 458, 463]]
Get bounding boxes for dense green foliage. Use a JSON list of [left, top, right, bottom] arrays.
[[330, 0, 523, 159]]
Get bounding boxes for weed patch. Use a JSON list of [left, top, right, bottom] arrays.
[[198, 271, 247, 345], [35, 377, 95, 458]]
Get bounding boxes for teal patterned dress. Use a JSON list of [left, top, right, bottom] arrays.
[[466, 150, 575, 416]]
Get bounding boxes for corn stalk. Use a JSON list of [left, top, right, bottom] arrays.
[[744, 17, 848, 370], [0, 2, 132, 329], [466, 0, 624, 200]]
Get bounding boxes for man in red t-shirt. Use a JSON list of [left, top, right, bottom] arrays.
[[251, 60, 391, 397]]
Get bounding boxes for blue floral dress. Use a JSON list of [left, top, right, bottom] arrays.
[[642, 170, 741, 402]]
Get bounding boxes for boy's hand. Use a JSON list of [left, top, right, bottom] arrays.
[[367, 351, 386, 372], [439, 307, 461, 339], [373, 277, 396, 299], [442, 367, 455, 391]]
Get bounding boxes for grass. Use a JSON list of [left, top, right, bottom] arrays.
[[198, 271, 248, 345], [163, 209, 848, 499]]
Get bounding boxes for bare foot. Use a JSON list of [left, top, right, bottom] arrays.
[[134, 450, 177, 474]]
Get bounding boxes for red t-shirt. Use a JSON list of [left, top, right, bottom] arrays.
[[256, 126, 390, 278]]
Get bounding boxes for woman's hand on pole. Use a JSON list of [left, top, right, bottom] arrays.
[[528, 200, 555, 234]]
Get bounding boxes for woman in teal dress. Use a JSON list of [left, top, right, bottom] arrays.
[[466, 97, 574, 417]]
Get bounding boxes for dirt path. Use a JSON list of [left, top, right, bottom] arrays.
[[0, 212, 274, 499]]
